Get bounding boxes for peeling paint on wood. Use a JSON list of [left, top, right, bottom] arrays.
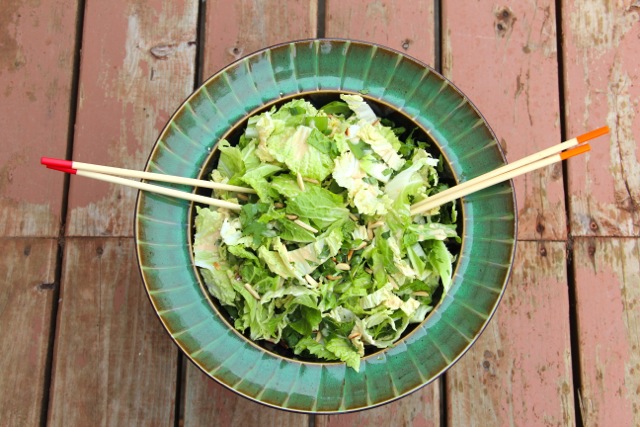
[[443, 1, 565, 240], [48, 238, 178, 425], [0, 238, 57, 425], [203, 0, 318, 77], [562, 0, 640, 236], [66, 0, 198, 237], [573, 237, 640, 427], [325, 0, 435, 65], [0, 0, 78, 236], [446, 241, 574, 426]]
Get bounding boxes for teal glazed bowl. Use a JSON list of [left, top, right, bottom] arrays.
[[135, 39, 517, 413]]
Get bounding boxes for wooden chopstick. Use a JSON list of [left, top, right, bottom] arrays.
[[410, 126, 609, 214], [40, 157, 256, 194], [45, 165, 242, 211], [411, 143, 593, 216]]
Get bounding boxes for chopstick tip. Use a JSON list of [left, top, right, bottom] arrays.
[[560, 143, 591, 160], [41, 157, 72, 169], [576, 126, 610, 144]]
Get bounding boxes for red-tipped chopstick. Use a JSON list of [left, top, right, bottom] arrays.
[[40, 157, 256, 194], [410, 126, 609, 216], [43, 160, 243, 211]]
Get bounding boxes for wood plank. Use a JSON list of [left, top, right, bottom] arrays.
[[48, 238, 177, 426], [316, 384, 440, 427], [325, 0, 435, 66], [0, 238, 57, 425], [442, 1, 565, 240], [446, 241, 575, 426], [66, 0, 198, 237], [561, 1, 640, 237], [0, 0, 78, 236], [180, 3, 318, 424], [202, 0, 319, 77], [573, 237, 640, 427], [184, 364, 309, 426]]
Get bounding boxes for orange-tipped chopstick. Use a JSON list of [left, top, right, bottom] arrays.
[[410, 126, 608, 215], [40, 157, 256, 194], [43, 162, 243, 211]]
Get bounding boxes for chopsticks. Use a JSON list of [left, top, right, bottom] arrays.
[[410, 126, 609, 216], [41, 157, 248, 211], [41, 126, 609, 216]]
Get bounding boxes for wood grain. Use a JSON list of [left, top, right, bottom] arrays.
[[180, 3, 319, 424], [202, 0, 318, 78], [446, 241, 574, 426], [573, 237, 640, 427], [316, 383, 441, 427], [48, 238, 177, 426], [0, 0, 78, 237], [66, 0, 198, 237], [561, 1, 640, 237], [183, 364, 309, 426], [442, 1, 565, 240], [0, 238, 57, 425], [325, 0, 435, 66]]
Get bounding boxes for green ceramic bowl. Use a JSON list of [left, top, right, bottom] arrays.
[[135, 39, 516, 413]]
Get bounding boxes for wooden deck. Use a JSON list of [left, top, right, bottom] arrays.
[[1, 1, 638, 426]]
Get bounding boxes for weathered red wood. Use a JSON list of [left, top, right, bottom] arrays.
[[0, 0, 78, 236], [561, 1, 640, 237], [442, 1, 565, 240], [0, 238, 57, 425], [48, 238, 178, 426], [65, 0, 198, 237], [573, 237, 640, 427], [316, 384, 441, 427], [446, 241, 574, 425], [325, 0, 435, 66], [183, 365, 309, 426], [202, 0, 319, 77]]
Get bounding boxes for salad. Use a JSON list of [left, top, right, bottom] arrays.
[[193, 94, 459, 371]]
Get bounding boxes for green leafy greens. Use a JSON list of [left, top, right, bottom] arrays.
[[194, 94, 459, 371]]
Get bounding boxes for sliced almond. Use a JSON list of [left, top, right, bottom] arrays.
[[244, 283, 261, 300], [412, 291, 430, 297], [285, 213, 299, 220], [347, 249, 354, 261], [305, 274, 319, 287], [326, 274, 342, 281], [348, 332, 361, 340], [335, 263, 351, 271], [296, 172, 305, 191], [293, 219, 318, 234]]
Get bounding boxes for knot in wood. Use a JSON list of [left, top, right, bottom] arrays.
[[150, 44, 177, 59], [494, 6, 516, 38]]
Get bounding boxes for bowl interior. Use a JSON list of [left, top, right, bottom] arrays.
[[188, 90, 462, 362], [135, 39, 516, 414]]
